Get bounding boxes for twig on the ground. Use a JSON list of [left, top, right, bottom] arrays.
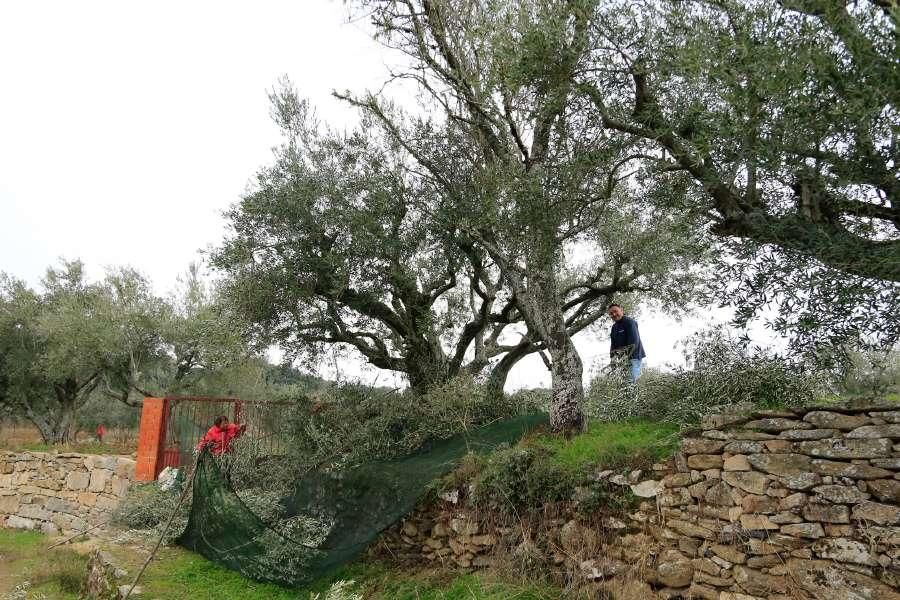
[[120, 451, 201, 600]]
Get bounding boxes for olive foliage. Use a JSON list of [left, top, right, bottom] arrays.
[[580, 0, 899, 353]]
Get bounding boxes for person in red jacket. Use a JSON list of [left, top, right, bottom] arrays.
[[196, 415, 246, 456], [95, 423, 107, 443]]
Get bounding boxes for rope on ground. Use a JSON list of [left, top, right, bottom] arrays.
[[120, 450, 201, 600]]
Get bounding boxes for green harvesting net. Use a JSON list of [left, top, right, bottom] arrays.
[[178, 413, 548, 586]]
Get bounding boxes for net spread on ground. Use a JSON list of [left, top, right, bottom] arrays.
[[177, 413, 548, 585]]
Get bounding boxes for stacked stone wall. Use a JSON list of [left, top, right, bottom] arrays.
[[0, 451, 134, 536], [647, 405, 900, 599], [383, 404, 900, 599]]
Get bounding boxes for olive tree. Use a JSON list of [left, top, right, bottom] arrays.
[[103, 262, 260, 403], [335, 0, 711, 432], [580, 0, 899, 354], [213, 82, 707, 413], [214, 92, 551, 395], [0, 262, 145, 443]]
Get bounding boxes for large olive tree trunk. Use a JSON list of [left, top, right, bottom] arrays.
[[519, 261, 586, 435]]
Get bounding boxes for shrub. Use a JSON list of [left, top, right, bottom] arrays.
[[586, 328, 826, 424], [831, 349, 900, 398], [282, 376, 540, 468], [471, 446, 577, 512], [112, 482, 190, 544]]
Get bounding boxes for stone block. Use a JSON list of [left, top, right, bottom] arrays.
[[746, 554, 781, 568], [78, 492, 99, 507], [704, 481, 735, 506], [65, 471, 90, 491], [867, 479, 900, 503], [770, 511, 803, 524], [852, 501, 900, 525], [115, 458, 135, 479], [780, 522, 824, 539], [780, 429, 835, 440], [846, 424, 900, 439], [730, 431, 778, 440], [824, 524, 854, 537], [110, 477, 130, 497], [662, 473, 693, 487], [803, 502, 850, 523], [656, 559, 693, 587], [40, 521, 59, 535], [667, 519, 717, 540], [88, 469, 112, 493], [723, 454, 751, 471], [6, 515, 36, 529], [741, 494, 778, 514], [747, 453, 812, 476], [745, 418, 811, 432], [732, 565, 788, 596], [681, 439, 726, 455], [44, 497, 77, 514], [94, 495, 118, 511], [740, 514, 779, 531], [870, 458, 900, 470], [449, 517, 478, 536], [686, 583, 719, 599], [812, 484, 870, 504], [724, 441, 765, 454], [778, 471, 822, 490], [659, 487, 692, 507], [811, 459, 893, 480], [788, 558, 900, 600], [701, 414, 749, 430], [764, 439, 793, 452], [723, 471, 768, 495], [803, 411, 872, 430], [17, 504, 51, 521], [687, 454, 723, 470], [87, 456, 119, 471], [870, 411, 900, 423], [798, 438, 892, 459], [710, 543, 747, 564], [0, 495, 19, 514]]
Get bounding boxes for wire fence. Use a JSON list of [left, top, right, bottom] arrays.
[[159, 397, 292, 471]]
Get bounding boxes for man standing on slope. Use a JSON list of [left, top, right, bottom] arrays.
[[607, 303, 646, 383]]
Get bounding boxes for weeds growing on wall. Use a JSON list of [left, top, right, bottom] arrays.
[[460, 421, 676, 514]]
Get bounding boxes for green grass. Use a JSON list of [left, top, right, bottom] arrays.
[[0, 529, 567, 600], [10, 441, 132, 455], [531, 420, 680, 472], [128, 551, 566, 599], [0, 529, 88, 599]]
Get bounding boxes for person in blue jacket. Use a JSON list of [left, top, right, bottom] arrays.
[[607, 303, 646, 383]]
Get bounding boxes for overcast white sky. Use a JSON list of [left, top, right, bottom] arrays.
[[0, 1, 781, 389]]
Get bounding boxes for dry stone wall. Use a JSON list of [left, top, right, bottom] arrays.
[[0, 451, 134, 536], [646, 404, 900, 599], [382, 404, 900, 599]]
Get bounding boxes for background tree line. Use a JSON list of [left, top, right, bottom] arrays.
[[0, 261, 282, 443]]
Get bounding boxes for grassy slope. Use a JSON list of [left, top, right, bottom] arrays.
[[0, 529, 565, 600], [532, 420, 680, 472], [0, 421, 680, 599], [0, 530, 86, 599]]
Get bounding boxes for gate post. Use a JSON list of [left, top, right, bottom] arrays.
[[135, 397, 167, 481]]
